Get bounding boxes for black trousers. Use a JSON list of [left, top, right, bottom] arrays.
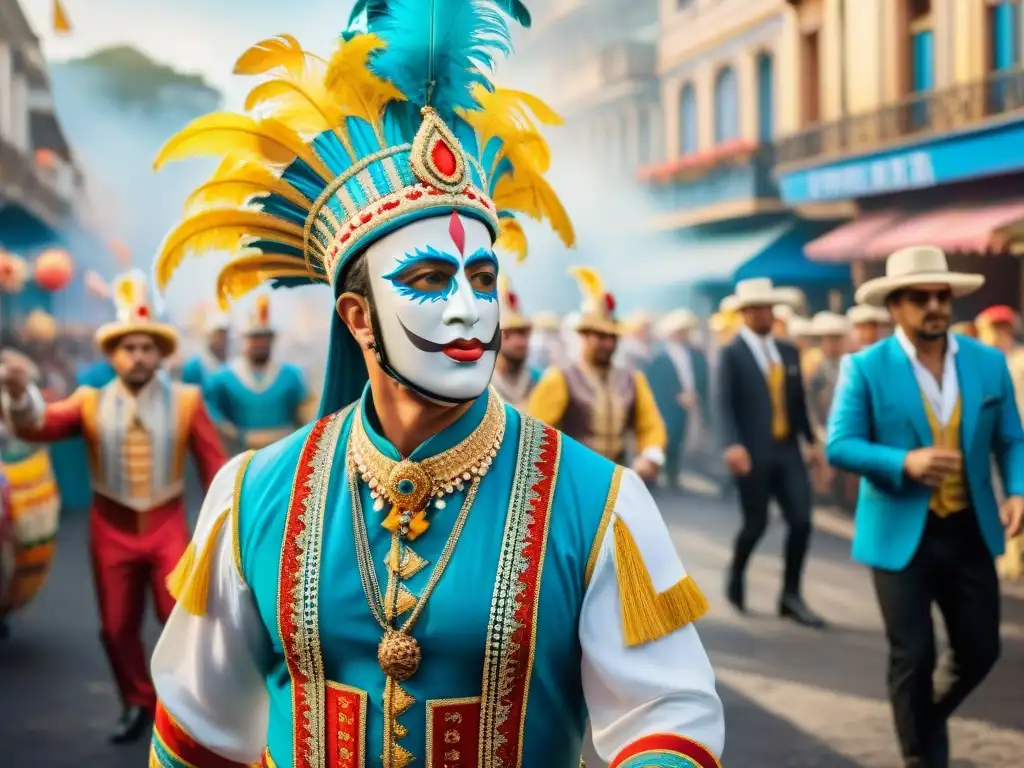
[[729, 440, 812, 596], [872, 511, 1001, 768]]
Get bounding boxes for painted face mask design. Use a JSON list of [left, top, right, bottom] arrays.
[[364, 212, 500, 402]]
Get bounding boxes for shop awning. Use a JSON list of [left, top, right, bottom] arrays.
[[735, 224, 850, 285], [864, 200, 1024, 258], [804, 210, 906, 262]]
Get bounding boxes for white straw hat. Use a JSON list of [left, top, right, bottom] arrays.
[[846, 304, 890, 325], [731, 278, 801, 310], [657, 309, 700, 337], [854, 245, 984, 307], [809, 311, 850, 337]]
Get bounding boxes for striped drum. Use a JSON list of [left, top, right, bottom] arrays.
[[0, 446, 60, 615]]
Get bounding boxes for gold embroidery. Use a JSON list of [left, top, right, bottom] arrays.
[[382, 677, 416, 768], [231, 451, 256, 582], [386, 546, 429, 579], [446, 750, 460, 761], [445, 713, 463, 723], [584, 466, 622, 587], [425, 697, 481, 768], [326, 680, 368, 768]]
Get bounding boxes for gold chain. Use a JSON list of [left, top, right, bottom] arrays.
[[349, 468, 481, 634]]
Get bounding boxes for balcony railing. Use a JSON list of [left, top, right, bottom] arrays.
[[774, 67, 1024, 168], [0, 136, 71, 227]]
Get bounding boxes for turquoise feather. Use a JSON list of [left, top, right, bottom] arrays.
[[349, 0, 531, 30]]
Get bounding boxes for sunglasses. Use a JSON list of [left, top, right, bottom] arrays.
[[902, 288, 953, 307]]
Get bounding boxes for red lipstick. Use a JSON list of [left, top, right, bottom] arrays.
[[443, 339, 484, 362]]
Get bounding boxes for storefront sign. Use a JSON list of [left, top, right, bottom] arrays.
[[778, 118, 1024, 204]]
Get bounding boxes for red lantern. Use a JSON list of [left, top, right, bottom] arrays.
[[34, 248, 74, 292]]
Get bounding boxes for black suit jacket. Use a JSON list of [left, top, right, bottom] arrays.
[[717, 334, 815, 463]]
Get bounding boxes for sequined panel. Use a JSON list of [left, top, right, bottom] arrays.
[[478, 416, 561, 767], [426, 698, 481, 768], [326, 681, 368, 768]]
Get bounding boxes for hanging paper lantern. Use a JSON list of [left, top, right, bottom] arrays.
[[84, 269, 111, 299], [0, 252, 29, 293], [34, 248, 74, 292]]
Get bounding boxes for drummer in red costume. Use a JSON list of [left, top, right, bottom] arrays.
[[0, 271, 227, 744]]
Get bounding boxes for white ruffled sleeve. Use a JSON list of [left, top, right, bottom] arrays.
[[580, 468, 725, 766], [150, 452, 270, 766]]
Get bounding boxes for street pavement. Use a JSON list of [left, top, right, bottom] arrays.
[[3, 487, 1024, 767]]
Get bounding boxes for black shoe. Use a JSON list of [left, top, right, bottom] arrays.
[[109, 706, 152, 744], [726, 571, 746, 614], [779, 594, 826, 629]]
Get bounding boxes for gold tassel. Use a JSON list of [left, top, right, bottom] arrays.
[[613, 517, 709, 647], [165, 542, 196, 602], [171, 509, 231, 616]]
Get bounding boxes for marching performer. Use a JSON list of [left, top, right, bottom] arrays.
[[146, 3, 724, 766], [491, 275, 540, 408], [527, 267, 667, 481], [828, 247, 1024, 767], [718, 278, 825, 628], [646, 309, 709, 491], [846, 304, 890, 351], [0, 272, 227, 744], [203, 295, 308, 452], [180, 310, 230, 387]]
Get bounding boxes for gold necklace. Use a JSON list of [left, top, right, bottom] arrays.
[[348, 468, 480, 681], [348, 389, 505, 538]]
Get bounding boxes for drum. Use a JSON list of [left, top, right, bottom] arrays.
[[0, 447, 60, 615]]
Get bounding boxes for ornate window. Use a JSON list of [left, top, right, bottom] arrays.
[[713, 66, 739, 144]]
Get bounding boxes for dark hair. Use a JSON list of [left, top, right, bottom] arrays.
[[338, 253, 371, 298]]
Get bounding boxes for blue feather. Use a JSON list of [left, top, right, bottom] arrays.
[[489, 157, 513, 193], [353, 0, 531, 30], [370, 0, 513, 127], [247, 239, 306, 260], [255, 194, 307, 227], [271, 275, 319, 290], [281, 159, 329, 201]]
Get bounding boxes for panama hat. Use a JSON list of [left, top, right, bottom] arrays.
[[95, 271, 178, 356], [787, 316, 813, 338], [731, 278, 801, 310], [846, 304, 891, 325], [809, 311, 850, 337], [854, 245, 985, 307], [656, 309, 700, 338]]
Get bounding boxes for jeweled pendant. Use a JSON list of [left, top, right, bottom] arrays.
[[378, 630, 421, 681], [435, 498, 446, 510]]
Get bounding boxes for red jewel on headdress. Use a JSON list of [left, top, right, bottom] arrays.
[[604, 293, 616, 313], [137, 305, 149, 319], [431, 138, 457, 177], [508, 291, 519, 310]]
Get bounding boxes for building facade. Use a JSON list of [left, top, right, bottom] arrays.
[[776, 0, 1024, 316]]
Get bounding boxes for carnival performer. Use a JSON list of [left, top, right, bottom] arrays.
[[145, 3, 724, 766], [646, 309, 709, 491], [180, 310, 230, 388], [202, 295, 308, 453], [527, 267, 667, 481], [0, 272, 227, 744], [490, 275, 540, 408], [846, 304, 890, 351], [827, 246, 1024, 768], [719, 278, 826, 628]]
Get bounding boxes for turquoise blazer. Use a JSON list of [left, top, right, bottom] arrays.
[[826, 334, 1024, 571]]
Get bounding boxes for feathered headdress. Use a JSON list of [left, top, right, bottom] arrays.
[[568, 265, 618, 335], [244, 294, 274, 336], [152, 0, 571, 412], [497, 273, 530, 330], [95, 270, 178, 355]]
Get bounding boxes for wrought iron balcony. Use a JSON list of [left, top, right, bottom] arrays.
[[774, 67, 1024, 169], [0, 136, 71, 228]]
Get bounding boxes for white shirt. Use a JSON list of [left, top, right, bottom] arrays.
[[665, 342, 696, 395], [894, 326, 960, 427], [738, 325, 782, 375]]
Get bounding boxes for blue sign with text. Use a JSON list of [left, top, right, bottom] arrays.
[[777, 117, 1024, 204]]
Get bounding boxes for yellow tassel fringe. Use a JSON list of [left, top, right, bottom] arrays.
[[613, 517, 710, 647], [167, 508, 231, 616]]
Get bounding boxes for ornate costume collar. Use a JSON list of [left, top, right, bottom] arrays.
[[348, 386, 505, 538]]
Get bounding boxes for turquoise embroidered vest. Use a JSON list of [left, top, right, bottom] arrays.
[[206, 362, 305, 432], [236, 388, 618, 767]]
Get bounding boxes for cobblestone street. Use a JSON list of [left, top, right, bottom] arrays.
[[3, 488, 1023, 767]]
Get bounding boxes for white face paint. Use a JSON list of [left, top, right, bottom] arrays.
[[364, 212, 500, 401]]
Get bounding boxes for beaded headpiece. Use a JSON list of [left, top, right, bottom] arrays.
[[95, 271, 178, 355], [151, 0, 571, 413], [569, 265, 619, 336]]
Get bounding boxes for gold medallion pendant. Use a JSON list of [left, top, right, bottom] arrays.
[[385, 460, 433, 515], [378, 630, 422, 681]]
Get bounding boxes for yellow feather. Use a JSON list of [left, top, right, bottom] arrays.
[[184, 160, 311, 213], [459, 86, 561, 175], [233, 34, 310, 77], [493, 170, 575, 248], [112, 273, 138, 310], [324, 33, 406, 126], [215, 251, 317, 309], [152, 112, 333, 181], [569, 265, 605, 303], [154, 209, 305, 289], [496, 218, 528, 262]]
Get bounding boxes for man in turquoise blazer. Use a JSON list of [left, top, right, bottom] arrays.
[[827, 245, 1024, 768]]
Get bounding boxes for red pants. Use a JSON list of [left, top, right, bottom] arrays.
[[88, 495, 189, 712]]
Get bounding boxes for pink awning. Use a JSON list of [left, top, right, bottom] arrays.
[[865, 200, 1024, 258], [804, 210, 906, 262]]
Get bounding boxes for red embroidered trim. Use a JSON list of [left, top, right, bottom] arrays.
[[277, 416, 333, 768], [610, 733, 722, 768], [325, 683, 366, 768], [153, 701, 249, 768], [427, 699, 481, 767], [494, 425, 559, 765]]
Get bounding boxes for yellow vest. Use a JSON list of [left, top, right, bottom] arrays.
[[768, 362, 790, 441], [920, 394, 966, 517]]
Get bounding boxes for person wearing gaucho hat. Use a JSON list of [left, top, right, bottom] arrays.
[[846, 304, 891, 352], [490, 274, 541, 408], [827, 245, 1024, 767], [0, 271, 227, 744], [718, 278, 825, 629], [527, 266, 667, 482]]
